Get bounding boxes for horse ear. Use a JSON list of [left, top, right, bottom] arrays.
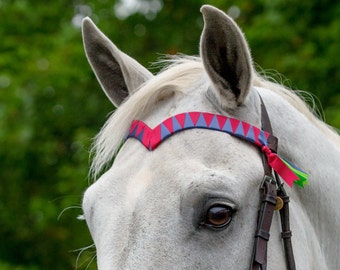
[[82, 17, 153, 107], [200, 5, 252, 109]]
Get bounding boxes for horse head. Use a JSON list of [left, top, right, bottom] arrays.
[[81, 5, 339, 269]]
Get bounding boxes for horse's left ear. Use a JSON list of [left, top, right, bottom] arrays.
[[200, 5, 253, 109]]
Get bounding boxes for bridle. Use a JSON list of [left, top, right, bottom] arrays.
[[126, 95, 307, 270], [250, 95, 296, 270]]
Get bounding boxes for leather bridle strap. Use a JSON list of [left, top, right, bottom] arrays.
[[251, 95, 296, 270], [276, 174, 296, 269], [251, 176, 277, 270]]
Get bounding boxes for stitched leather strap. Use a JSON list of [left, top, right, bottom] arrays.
[[251, 95, 278, 270], [277, 178, 296, 270], [252, 178, 277, 270], [251, 94, 296, 270]]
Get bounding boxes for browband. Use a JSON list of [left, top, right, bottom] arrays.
[[127, 111, 308, 187]]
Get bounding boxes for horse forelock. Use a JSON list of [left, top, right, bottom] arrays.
[[90, 56, 339, 179]]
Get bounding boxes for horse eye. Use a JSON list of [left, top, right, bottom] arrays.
[[202, 204, 234, 230]]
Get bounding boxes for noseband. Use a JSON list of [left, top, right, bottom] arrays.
[[127, 95, 308, 269]]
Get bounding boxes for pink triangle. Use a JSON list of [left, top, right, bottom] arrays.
[[162, 118, 174, 133], [242, 122, 251, 136], [264, 131, 270, 140], [216, 115, 227, 130], [175, 113, 186, 128], [189, 112, 201, 126], [229, 118, 240, 133], [149, 125, 161, 150], [203, 113, 214, 126], [136, 122, 145, 136], [252, 126, 261, 146], [141, 127, 151, 148]]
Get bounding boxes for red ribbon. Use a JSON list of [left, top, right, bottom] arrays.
[[261, 146, 298, 187]]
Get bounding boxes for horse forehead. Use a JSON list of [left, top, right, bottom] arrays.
[[115, 128, 263, 188], [125, 167, 153, 209]]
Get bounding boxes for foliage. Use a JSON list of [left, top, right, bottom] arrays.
[[0, 0, 338, 269]]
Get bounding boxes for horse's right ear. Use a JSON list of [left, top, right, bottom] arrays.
[[82, 18, 153, 107]]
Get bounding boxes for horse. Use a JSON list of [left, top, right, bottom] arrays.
[[81, 5, 340, 269]]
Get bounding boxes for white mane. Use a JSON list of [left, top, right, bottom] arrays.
[[91, 57, 339, 178]]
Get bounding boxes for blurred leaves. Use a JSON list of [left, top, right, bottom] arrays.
[[0, 0, 339, 269]]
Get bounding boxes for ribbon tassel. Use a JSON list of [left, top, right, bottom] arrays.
[[262, 146, 309, 188]]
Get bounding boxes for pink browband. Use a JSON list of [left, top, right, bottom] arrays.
[[127, 112, 308, 187]]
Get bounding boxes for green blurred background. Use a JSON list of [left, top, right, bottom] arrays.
[[0, 0, 339, 269]]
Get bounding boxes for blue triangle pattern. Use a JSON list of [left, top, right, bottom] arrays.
[[209, 115, 220, 130], [172, 117, 182, 132], [235, 122, 245, 138], [137, 128, 144, 141], [222, 118, 233, 134], [246, 126, 256, 143], [196, 113, 207, 127], [160, 123, 171, 140], [130, 124, 138, 137], [258, 130, 268, 145], [184, 113, 194, 128]]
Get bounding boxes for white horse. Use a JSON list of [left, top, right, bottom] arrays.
[[81, 5, 340, 270]]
